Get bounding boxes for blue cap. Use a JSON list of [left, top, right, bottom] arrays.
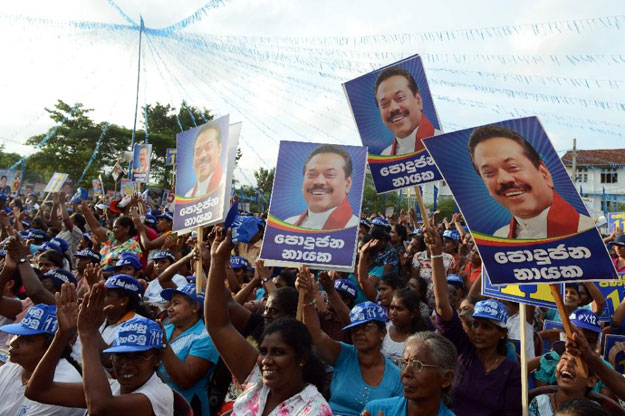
[[161, 283, 204, 305], [342, 301, 387, 330], [21, 219, 31, 228], [232, 216, 261, 244], [51, 237, 68, 253], [105, 274, 143, 296], [334, 279, 357, 299], [106, 254, 142, 271], [0, 304, 58, 336], [158, 212, 173, 221], [102, 317, 163, 353], [230, 256, 250, 269], [151, 209, 162, 218], [472, 299, 508, 328], [83, 232, 93, 242], [19, 230, 30, 239], [570, 309, 601, 333], [143, 214, 157, 228], [153, 250, 175, 263], [442, 230, 460, 242], [0, 249, 5, 258], [38, 241, 63, 254], [74, 248, 101, 263], [446, 274, 465, 288], [27, 229, 49, 241], [42, 268, 77, 288], [359, 219, 371, 229], [371, 217, 389, 227], [185, 275, 196, 284]]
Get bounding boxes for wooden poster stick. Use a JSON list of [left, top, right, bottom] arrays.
[[413, 186, 431, 231], [519, 303, 529, 416], [549, 284, 587, 377], [195, 226, 204, 295]]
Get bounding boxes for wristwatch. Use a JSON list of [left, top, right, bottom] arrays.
[[18, 258, 28, 264]]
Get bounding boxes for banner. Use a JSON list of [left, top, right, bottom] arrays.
[[260, 141, 367, 271], [92, 178, 103, 197], [44, 173, 69, 193], [112, 162, 124, 181], [173, 115, 240, 232], [608, 212, 625, 233], [603, 334, 625, 374], [144, 189, 164, 207], [166, 148, 177, 166], [424, 116, 617, 285], [596, 274, 625, 322], [385, 206, 394, 217], [120, 181, 136, 197], [131, 143, 152, 183], [0, 169, 19, 195], [343, 54, 443, 193], [481, 268, 562, 309], [161, 189, 174, 207]]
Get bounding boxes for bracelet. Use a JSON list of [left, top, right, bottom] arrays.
[[431, 253, 443, 259]]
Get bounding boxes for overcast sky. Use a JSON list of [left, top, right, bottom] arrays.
[[1, 0, 624, 185]]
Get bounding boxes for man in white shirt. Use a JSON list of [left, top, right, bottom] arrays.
[[285, 144, 359, 230], [184, 122, 224, 198], [469, 125, 594, 239], [374, 66, 441, 156]]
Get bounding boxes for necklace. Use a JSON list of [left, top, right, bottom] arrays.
[[483, 355, 502, 375]]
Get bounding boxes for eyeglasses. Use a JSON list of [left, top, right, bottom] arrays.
[[351, 322, 380, 333], [398, 358, 438, 373], [111, 351, 156, 363]]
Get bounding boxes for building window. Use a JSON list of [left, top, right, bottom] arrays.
[[575, 167, 588, 183], [601, 168, 618, 184]]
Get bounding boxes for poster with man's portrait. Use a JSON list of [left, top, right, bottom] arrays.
[[423, 116, 617, 285], [173, 115, 240, 232], [343, 54, 443, 193], [0, 169, 18, 195], [131, 143, 152, 183], [260, 141, 367, 271]]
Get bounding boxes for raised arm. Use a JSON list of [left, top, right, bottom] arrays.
[[425, 226, 453, 321], [49, 193, 63, 231], [319, 271, 351, 326], [204, 228, 258, 384], [25, 283, 87, 408], [0, 259, 22, 319], [296, 266, 341, 365], [80, 201, 107, 243], [7, 237, 55, 305], [356, 240, 379, 301], [157, 250, 194, 289], [582, 282, 605, 315]]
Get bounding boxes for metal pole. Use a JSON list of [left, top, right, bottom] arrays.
[[571, 138, 577, 182], [128, 17, 144, 175]]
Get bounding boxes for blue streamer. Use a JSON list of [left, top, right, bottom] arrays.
[[106, 0, 138, 27]]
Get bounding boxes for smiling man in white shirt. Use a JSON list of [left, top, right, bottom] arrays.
[[184, 122, 224, 198]]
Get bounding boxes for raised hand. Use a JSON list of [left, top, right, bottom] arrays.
[[77, 282, 107, 334], [255, 259, 273, 280], [317, 271, 334, 293], [55, 282, 78, 333], [83, 263, 103, 290], [210, 227, 231, 261]]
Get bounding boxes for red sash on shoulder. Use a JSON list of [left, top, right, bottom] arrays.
[[189, 164, 223, 196], [507, 191, 579, 238], [389, 113, 436, 156], [294, 198, 353, 230]]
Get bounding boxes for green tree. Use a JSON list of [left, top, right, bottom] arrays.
[[0, 145, 22, 170], [254, 167, 275, 198]]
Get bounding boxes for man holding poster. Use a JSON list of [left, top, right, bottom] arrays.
[[284, 144, 359, 230], [468, 125, 595, 239], [375, 66, 441, 156]]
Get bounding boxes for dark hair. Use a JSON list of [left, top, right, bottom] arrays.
[[278, 270, 296, 288], [70, 213, 86, 232], [565, 283, 580, 296], [392, 224, 408, 242], [468, 125, 542, 172], [393, 288, 427, 333], [12, 198, 23, 210], [374, 66, 420, 107], [379, 273, 406, 290], [109, 288, 152, 319], [370, 227, 390, 242], [7, 269, 23, 296], [39, 250, 65, 268], [269, 287, 299, 318], [260, 318, 326, 394], [114, 216, 137, 238], [302, 144, 353, 180], [555, 399, 607, 416], [193, 122, 222, 153]]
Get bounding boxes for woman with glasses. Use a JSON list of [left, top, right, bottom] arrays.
[[424, 225, 521, 416], [25, 282, 174, 415], [364, 332, 457, 416], [297, 269, 403, 416]]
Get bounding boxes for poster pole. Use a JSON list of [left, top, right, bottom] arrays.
[[550, 284, 587, 377], [413, 186, 431, 231], [520, 303, 529, 416], [196, 226, 204, 295]]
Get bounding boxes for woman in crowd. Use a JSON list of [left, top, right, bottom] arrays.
[[159, 283, 219, 416], [382, 287, 427, 365], [529, 351, 598, 416], [364, 332, 458, 416], [297, 268, 403, 416], [25, 282, 174, 415], [426, 225, 521, 415], [204, 228, 332, 415]]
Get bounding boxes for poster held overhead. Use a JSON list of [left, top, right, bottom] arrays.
[[343, 54, 443, 193], [131, 143, 152, 183], [423, 116, 618, 286], [260, 141, 367, 272], [44, 173, 69, 193], [173, 116, 240, 233]]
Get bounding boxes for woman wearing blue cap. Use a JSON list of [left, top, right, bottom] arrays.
[[0, 303, 84, 415], [158, 283, 219, 416], [425, 225, 521, 416], [297, 268, 403, 416], [25, 282, 174, 415], [205, 228, 332, 415]]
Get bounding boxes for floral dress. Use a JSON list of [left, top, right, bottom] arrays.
[[232, 365, 332, 416], [99, 230, 142, 268]]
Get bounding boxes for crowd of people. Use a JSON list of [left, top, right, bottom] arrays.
[[0, 190, 624, 415]]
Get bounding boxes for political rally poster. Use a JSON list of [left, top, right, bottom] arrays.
[[259, 141, 367, 271], [131, 143, 152, 183], [343, 54, 443, 193], [0, 169, 18, 195], [44, 173, 69, 193], [92, 179, 103, 197], [423, 116, 617, 286], [173, 115, 240, 232], [161, 189, 174, 207], [166, 148, 177, 166], [481, 268, 563, 309], [596, 274, 625, 322], [604, 334, 625, 374], [608, 212, 625, 233], [120, 180, 136, 197], [112, 162, 124, 181]]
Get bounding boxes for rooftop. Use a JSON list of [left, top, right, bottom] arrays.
[[561, 149, 625, 167]]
